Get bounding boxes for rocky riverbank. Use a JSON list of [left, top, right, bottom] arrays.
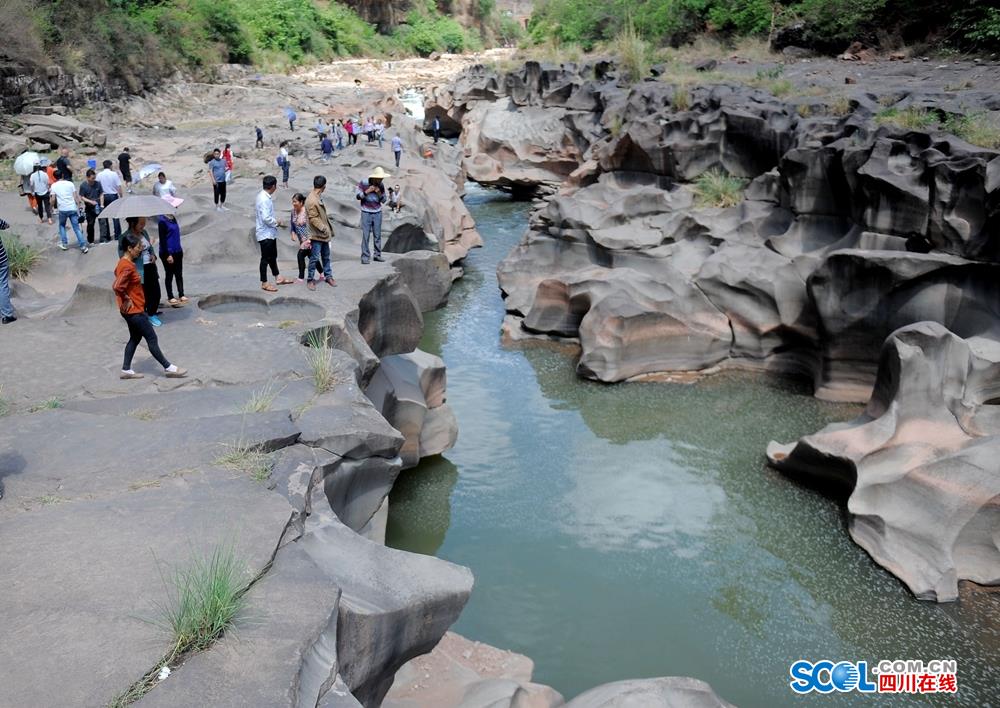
[[425, 56, 1000, 604]]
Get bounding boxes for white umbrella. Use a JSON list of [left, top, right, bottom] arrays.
[[14, 151, 40, 176], [135, 163, 162, 183], [98, 195, 178, 220]]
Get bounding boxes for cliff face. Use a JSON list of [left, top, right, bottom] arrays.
[[344, 0, 489, 33]]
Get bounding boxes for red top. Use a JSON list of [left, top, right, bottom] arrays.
[[223, 148, 234, 170], [113, 257, 144, 315]]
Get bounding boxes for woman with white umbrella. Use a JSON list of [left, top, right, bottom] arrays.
[[14, 151, 40, 213]]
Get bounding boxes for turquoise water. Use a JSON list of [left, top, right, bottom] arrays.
[[386, 187, 1000, 707]]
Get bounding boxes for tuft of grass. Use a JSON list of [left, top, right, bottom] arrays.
[[216, 439, 273, 482], [693, 169, 748, 208], [128, 408, 160, 421], [796, 104, 812, 118], [612, 18, 649, 84], [829, 96, 853, 117], [943, 112, 1000, 149], [0, 384, 9, 417], [304, 330, 340, 393], [609, 115, 624, 137], [29, 397, 62, 413], [277, 320, 299, 330], [875, 107, 937, 130], [240, 381, 281, 414], [672, 86, 690, 111], [1, 233, 43, 280]]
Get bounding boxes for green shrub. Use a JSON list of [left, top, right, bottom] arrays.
[[875, 107, 937, 131], [693, 169, 747, 207], [1, 233, 43, 280], [943, 112, 1000, 149], [613, 18, 650, 83]]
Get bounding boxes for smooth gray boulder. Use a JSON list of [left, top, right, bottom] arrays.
[[768, 322, 1000, 601], [565, 677, 734, 708]]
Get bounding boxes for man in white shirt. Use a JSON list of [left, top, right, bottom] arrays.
[[50, 170, 88, 252], [152, 172, 176, 198], [254, 175, 292, 292], [96, 159, 123, 242]]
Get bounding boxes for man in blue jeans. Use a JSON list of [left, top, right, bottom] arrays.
[[0, 218, 16, 324], [356, 166, 389, 264], [50, 171, 88, 253], [97, 159, 123, 242], [305, 175, 335, 290]]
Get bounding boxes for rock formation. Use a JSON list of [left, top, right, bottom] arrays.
[[768, 322, 1000, 602]]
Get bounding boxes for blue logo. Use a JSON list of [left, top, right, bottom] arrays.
[[789, 660, 877, 694]]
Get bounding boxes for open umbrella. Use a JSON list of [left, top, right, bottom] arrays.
[[135, 163, 163, 183], [98, 195, 178, 220], [14, 151, 40, 176]]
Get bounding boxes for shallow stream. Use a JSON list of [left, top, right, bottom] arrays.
[[386, 187, 1000, 706]]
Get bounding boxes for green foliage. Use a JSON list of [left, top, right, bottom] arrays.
[[693, 169, 748, 207], [875, 107, 937, 130], [614, 18, 650, 83], [1, 233, 43, 280], [942, 112, 1000, 149], [396, 8, 478, 55]]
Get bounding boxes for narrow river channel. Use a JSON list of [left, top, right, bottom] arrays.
[[386, 186, 1000, 707]]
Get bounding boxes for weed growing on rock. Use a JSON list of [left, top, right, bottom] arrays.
[[304, 330, 339, 393], [613, 19, 649, 84], [829, 96, 853, 117], [240, 381, 281, 414], [1, 233, 43, 280], [609, 116, 624, 137], [28, 398, 62, 413], [693, 170, 748, 208], [216, 439, 273, 482], [277, 320, 299, 329], [0, 384, 9, 417], [943, 112, 1000, 149], [797, 104, 813, 118], [672, 87, 690, 111], [127, 408, 160, 421], [875, 107, 937, 130]]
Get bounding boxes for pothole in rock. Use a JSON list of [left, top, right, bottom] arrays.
[[198, 293, 325, 322]]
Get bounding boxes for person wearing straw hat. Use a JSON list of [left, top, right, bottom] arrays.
[[356, 166, 389, 264]]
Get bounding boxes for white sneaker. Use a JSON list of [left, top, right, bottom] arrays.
[[58, 243, 68, 251]]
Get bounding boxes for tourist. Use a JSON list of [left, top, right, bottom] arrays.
[[364, 117, 375, 143], [316, 117, 327, 143], [50, 170, 88, 253], [0, 217, 16, 324], [152, 172, 176, 198], [287, 108, 297, 131], [158, 209, 186, 307], [118, 147, 133, 193], [388, 184, 403, 214], [305, 175, 335, 290], [376, 119, 385, 148], [97, 159, 123, 242], [255, 125, 264, 149], [289, 192, 310, 283], [20, 172, 37, 214], [277, 142, 290, 188], [392, 133, 403, 168], [78, 169, 102, 244], [255, 175, 293, 292], [321, 133, 334, 162], [127, 216, 162, 325], [334, 120, 345, 151], [433, 116, 441, 144], [345, 118, 355, 146], [356, 166, 388, 264], [222, 143, 234, 183], [208, 148, 227, 211], [30, 162, 53, 225], [114, 231, 186, 379], [55, 146, 73, 181]]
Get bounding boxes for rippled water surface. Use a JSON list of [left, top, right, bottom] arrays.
[[386, 186, 1000, 706]]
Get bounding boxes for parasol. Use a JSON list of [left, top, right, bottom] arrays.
[[135, 163, 163, 183], [98, 195, 178, 220], [14, 151, 41, 176]]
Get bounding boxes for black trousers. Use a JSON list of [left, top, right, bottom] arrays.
[[213, 182, 227, 205], [122, 312, 170, 370], [143, 262, 161, 316], [85, 205, 98, 243], [259, 239, 279, 282], [163, 250, 184, 299], [297, 248, 308, 279], [35, 193, 51, 220]]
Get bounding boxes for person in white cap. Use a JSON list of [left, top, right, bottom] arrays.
[[356, 166, 389, 264]]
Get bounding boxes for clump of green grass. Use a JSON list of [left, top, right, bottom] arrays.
[[128, 408, 159, 421], [828, 96, 853, 117], [277, 320, 298, 330], [304, 330, 340, 393], [797, 104, 813, 118], [672, 86, 690, 111], [240, 381, 281, 414], [112, 545, 251, 706], [216, 439, 273, 482], [29, 397, 62, 413], [943, 112, 1000, 149], [613, 18, 649, 84], [875, 107, 937, 130], [693, 169, 748, 208], [1, 233, 43, 280]]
